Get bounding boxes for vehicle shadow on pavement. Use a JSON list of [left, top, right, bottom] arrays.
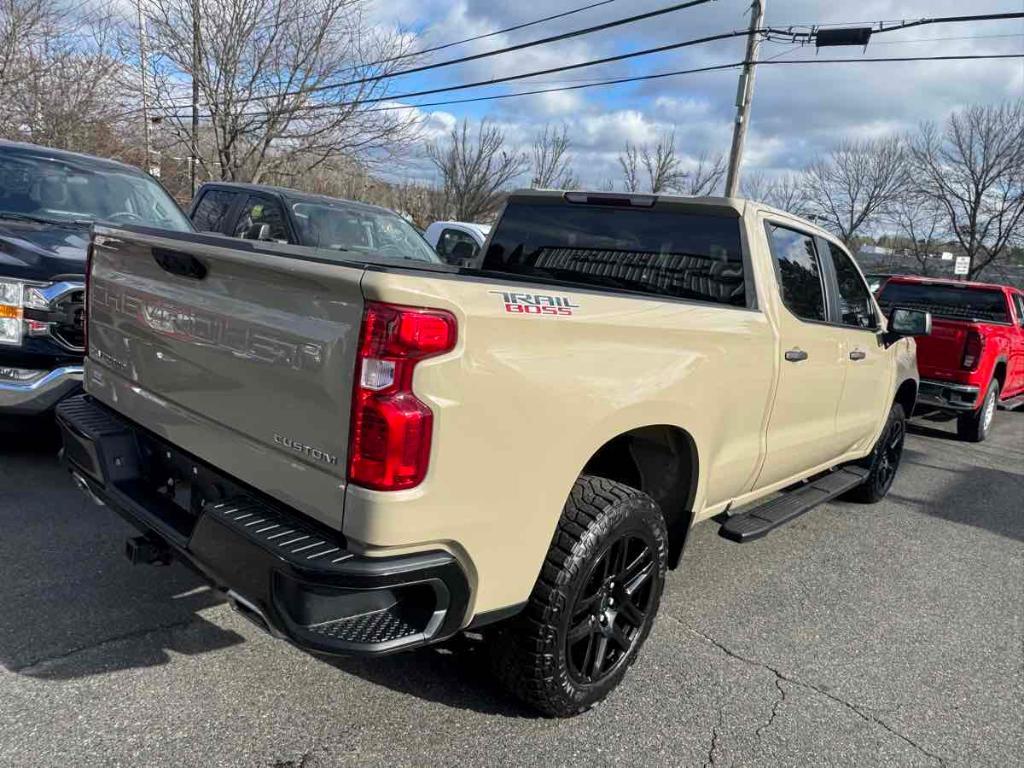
[[0, 440, 245, 680], [895, 448, 1024, 542], [321, 636, 538, 718]]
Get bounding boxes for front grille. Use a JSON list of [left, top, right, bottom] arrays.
[[51, 289, 85, 350]]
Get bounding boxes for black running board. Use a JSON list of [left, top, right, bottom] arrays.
[[720, 467, 870, 542], [999, 393, 1024, 410]]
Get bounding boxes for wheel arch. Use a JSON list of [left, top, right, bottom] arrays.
[[580, 424, 699, 569], [992, 358, 1008, 390], [894, 378, 918, 417]]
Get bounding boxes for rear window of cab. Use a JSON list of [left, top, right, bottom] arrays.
[[877, 281, 1010, 324], [482, 203, 747, 308]]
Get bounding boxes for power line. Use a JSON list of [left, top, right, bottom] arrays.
[[145, 52, 1022, 122], [151, 7, 1024, 115], [390, 0, 622, 62], [187, 0, 719, 107], [129, 25, 752, 118]]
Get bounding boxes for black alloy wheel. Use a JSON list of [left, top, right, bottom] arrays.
[[566, 534, 657, 685]]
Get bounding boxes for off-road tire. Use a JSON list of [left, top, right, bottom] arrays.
[[489, 475, 668, 717], [957, 379, 999, 443], [845, 403, 906, 504]]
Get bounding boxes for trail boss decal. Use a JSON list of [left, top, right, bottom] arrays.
[[490, 291, 580, 317]]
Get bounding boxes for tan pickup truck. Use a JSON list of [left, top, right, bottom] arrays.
[[57, 191, 928, 716]]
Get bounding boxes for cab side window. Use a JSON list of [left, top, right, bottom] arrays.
[[825, 241, 877, 329], [768, 224, 826, 322], [1014, 294, 1024, 327], [191, 189, 238, 233], [233, 195, 289, 241]]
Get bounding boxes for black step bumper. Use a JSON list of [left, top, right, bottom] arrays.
[[55, 394, 470, 656]]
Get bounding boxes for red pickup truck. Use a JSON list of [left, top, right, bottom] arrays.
[[877, 276, 1024, 441]]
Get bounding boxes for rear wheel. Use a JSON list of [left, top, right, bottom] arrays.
[[490, 475, 667, 717], [845, 403, 905, 504], [957, 379, 999, 443]]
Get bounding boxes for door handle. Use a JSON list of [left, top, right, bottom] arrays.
[[784, 349, 808, 362], [849, 349, 867, 361], [152, 247, 207, 280]]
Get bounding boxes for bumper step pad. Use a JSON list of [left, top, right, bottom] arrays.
[[720, 467, 869, 542], [310, 607, 420, 645]]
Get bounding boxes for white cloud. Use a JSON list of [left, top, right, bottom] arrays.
[[368, 0, 1023, 187]]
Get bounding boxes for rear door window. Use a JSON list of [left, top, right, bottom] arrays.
[[233, 195, 289, 242], [483, 202, 747, 307], [877, 282, 1010, 324], [767, 224, 827, 322], [191, 189, 238, 233]]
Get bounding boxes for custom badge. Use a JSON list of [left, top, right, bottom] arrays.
[[489, 290, 580, 317]]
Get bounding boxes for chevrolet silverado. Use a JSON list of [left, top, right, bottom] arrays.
[[57, 190, 928, 716]]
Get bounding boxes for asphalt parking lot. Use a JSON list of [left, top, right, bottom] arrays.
[[1, 412, 1021, 767]]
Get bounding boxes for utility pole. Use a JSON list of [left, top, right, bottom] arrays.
[[136, 0, 152, 176], [190, 0, 201, 196], [724, 0, 765, 198]]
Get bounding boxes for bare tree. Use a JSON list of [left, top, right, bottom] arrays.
[[742, 170, 810, 215], [891, 192, 949, 276], [619, 136, 726, 195], [908, 102, 1024, 279], [530, 122, 578, 189], [0, 0, 132, 155], [680, 150, 727, 196], [804, 136, 908, 245], [426, 119, 528, 222], [640, 133, 684, 193], [618, 142, 641, 192], [142, 0, 420, 184]]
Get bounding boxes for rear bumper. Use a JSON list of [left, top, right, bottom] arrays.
[[917, 379, 981, 412], [55, 394, 469, 656], [0, 365, 83, 414]]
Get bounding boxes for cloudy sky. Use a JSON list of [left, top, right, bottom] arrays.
[[366, 0, 1023, 187]]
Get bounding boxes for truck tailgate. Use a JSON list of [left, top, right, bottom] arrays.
[[85, 227, 365, 529], [914, 318, 973, 379]]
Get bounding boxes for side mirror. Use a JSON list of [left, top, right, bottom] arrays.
[[450, 240, 478, 264], [884, 307, 931, 345]]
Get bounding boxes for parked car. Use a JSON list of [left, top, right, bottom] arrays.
[[423, 220, 490, 265], [188, 182, 441, 264], [877, 275, 1024, 441], [58, 191, 927, 716], [0, 140, 191, 416]]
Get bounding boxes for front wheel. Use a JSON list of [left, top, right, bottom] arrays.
[[490, 475, 668, 717], [957, 379, 999, 442], [845, 403, 905, 504]]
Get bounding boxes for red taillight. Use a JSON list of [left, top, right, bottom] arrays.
[[348, 302, 457, 491], [961, 330, 984, 371]]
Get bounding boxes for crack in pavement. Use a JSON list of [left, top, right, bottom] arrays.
[[669, 616, 947, 767], [4, 615, 205, 675], [755, 676, 786, 741], [704, 707, 724, 768]]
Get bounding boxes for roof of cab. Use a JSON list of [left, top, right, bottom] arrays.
[[883, 274, 1016, 293], [198, 181, 397, 216], [504, 188, 843, 241], [0, 139, 150, 175]]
